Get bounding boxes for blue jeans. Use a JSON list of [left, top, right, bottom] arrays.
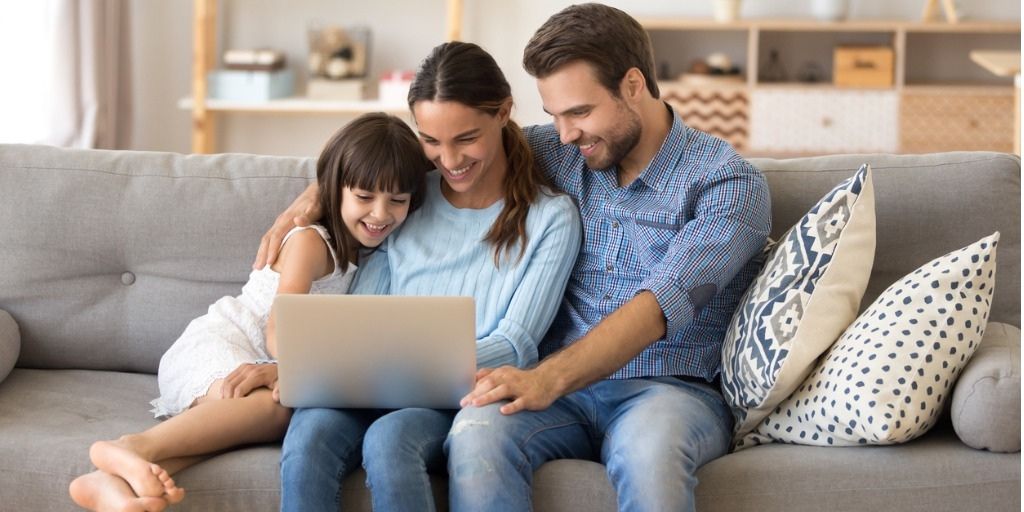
[[279, 407, 381, 512], [444, 376, 733, 512], [362, 408, 456, 512]]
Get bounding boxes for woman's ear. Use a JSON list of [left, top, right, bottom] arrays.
[[497, 98, 513, 127]]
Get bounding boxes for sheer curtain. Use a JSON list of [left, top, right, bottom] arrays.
[[0, 0, 131, 149]]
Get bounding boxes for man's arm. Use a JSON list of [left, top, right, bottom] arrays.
[[253, 182, 322, 270], [463, 160, 772, 415], [463, 290, 665, 414]]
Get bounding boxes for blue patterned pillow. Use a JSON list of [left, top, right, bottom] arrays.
[[721, 164, 876, 443], [738, 232, 999, 449]]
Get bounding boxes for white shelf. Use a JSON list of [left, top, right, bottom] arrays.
[[178, 97, 409, 115]]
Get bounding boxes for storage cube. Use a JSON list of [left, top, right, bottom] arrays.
[[208, 69, 294, 102], [750, 88, 899, 153], [900, 88, 1015, 153]]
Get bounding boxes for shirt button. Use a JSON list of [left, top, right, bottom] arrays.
[[611, 221, 620, 229], [121, 272, 136, 285], [603, 294, 612, 301], [606, 264, 614, 272]]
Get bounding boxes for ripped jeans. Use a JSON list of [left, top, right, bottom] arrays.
[[444, 376, 733, 512]]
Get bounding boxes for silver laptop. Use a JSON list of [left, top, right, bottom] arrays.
[[274, 294, 476, 409]]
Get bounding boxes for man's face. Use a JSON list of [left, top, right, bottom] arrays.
[[537, 61, 641, 171]]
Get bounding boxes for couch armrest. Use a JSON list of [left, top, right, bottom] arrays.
[[951, 322, 1020, 453], [0, 309, 19, 385]]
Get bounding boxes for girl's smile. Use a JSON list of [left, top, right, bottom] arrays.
[[341, 187, 411, 249]]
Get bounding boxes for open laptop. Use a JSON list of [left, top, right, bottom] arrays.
[[274, 294, 476, 409]]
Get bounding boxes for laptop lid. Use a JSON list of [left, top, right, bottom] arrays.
[[274, 294, 476, 409]]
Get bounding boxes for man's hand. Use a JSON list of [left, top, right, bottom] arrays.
[[253, 183, 321, 270], [221, 363, 279, 399], [460, 366, 562, 415]]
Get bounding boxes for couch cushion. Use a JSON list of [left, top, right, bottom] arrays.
[[0, 144, 315, 372], [1, 369, 1018, 511], [750, 152, 1020, 328], [738, 233, 999, 449], [722, 165, 875, 441], [697, 423, 1020, 512], [951, 322, 1021, 452]]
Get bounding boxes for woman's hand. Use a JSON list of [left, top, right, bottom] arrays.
[[253, 183, 322, 270], [221, 363, 279, 399]]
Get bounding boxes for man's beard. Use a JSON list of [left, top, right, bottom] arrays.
[[585, 106, 641, 171]]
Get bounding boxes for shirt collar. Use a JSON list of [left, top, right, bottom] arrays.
[[632, 103, 688, 193]]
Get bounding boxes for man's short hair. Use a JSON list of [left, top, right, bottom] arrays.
[[523, 3, 660, 99]]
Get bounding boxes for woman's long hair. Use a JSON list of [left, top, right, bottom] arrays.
[[316, 112, 430, 271], [408, 41, 552, 266]]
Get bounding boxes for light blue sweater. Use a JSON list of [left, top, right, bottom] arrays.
[[350, 171, 582, 369]]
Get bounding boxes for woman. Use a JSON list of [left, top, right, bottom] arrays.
[[264, 42, 582, 512]]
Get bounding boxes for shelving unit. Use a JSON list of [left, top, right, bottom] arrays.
[[185, 0, 463, 154], [640, 18, 1021, 155]]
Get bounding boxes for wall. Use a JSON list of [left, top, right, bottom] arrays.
[[130, 0, 1021, 156]]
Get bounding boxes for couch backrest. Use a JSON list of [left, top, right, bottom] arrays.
[[0, 145, 1019, 373], [0, 144, 315, 373], [750, 152, 1020, 328]]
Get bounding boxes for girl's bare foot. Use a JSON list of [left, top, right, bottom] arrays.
[[69, 470, 168, 512], [154, 466, 186, 504], [89, 440, 166, 499]]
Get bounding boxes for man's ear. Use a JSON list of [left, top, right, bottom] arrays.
[[620, 67, 646, 101]]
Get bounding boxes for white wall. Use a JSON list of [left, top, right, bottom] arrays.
[[130, 0, 1021, 156]]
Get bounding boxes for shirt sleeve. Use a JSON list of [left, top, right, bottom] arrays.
[[475, 195, 583, 369], [524, 124, 568, 184], [639, 160, 771, 339], [348, 242, 391, 296]]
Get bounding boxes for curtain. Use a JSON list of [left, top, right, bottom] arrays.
[[46, 0, 132, 149]]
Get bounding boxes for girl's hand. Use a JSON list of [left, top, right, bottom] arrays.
[[221, 363, 279, 399]]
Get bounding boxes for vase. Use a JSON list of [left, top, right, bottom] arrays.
[[811, 0, 849, 22], [713, 0, 741, 23]]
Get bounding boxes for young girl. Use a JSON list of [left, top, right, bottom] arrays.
[[261, 42, 582, 512], [68, 113, 430, 512]]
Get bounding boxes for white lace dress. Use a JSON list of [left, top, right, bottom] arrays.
[[150, 225, 354, 418]]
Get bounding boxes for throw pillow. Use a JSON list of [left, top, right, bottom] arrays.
[[737, 232, 1000, 450], [950, 322, 1020, 453], [0, 310, 18, 385], [721, 164, 876, 441]]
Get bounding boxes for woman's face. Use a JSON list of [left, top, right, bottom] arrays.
[[412, 100, 509, 202], [340, 186, 411, 247]]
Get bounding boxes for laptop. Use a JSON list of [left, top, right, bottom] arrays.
[[274, 294, 476, 409]]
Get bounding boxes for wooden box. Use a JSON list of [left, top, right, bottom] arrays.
[[833, 46, 894, 88]]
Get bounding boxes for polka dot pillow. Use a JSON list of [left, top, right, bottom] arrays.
[[721, 164, 876, 441], [736, 232, 999, 450]]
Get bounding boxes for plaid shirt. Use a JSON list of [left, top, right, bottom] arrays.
[[526, 107, 771, 381]]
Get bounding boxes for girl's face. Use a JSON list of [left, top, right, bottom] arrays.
[[340, 186, 412, 247], [412, 100, 509, 203]]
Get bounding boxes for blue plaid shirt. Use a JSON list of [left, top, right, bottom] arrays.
[[527, 107, 771, 381]]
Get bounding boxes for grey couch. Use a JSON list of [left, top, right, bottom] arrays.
[[0, 144, 1019, 511]]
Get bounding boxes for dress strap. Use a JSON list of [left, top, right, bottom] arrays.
[[280, 225, 341, 274]]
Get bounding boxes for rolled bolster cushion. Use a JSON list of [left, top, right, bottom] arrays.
[[0, 309, 20, 385], [950, 322, 1021, 453]]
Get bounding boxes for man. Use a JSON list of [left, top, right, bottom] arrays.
[[255, 4, 770, 510]]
